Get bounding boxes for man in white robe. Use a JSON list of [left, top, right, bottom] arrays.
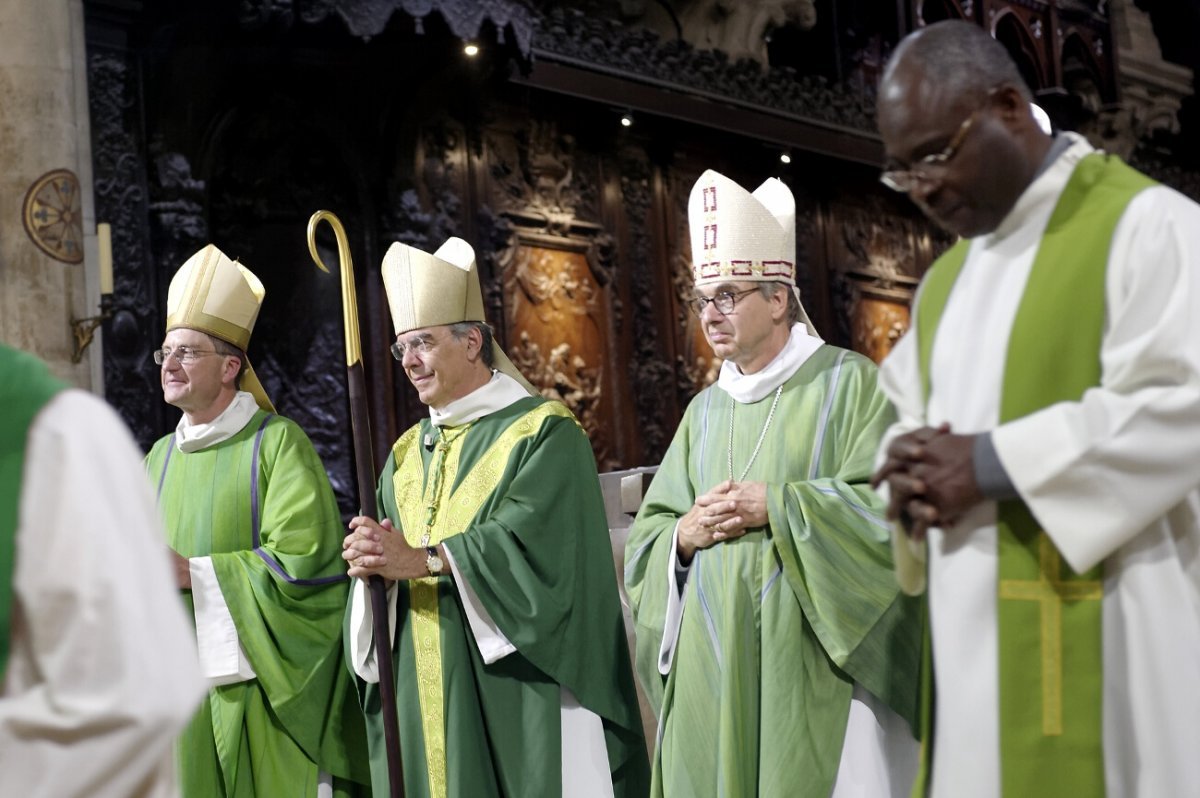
[[871, 20, 1200, 798], [0, 344, 205, 797]]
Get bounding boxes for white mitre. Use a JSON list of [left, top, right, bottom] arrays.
[[688, 169, 818, 335], [380, 237, 537, 394]]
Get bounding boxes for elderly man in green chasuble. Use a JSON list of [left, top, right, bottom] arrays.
[[625, 169, 922, 797], [871, 21, 1200, 798], [341, 236, 649, 798], [144, 245, 369, 796]]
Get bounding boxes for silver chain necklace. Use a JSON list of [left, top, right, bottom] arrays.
[[727, 385, 783, 482]]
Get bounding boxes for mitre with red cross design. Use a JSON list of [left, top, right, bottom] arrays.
[[688, 169, 796, 287]]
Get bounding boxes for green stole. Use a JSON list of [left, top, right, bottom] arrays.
[[913, 153, 1155, 797], [0, 346, 67, 681]]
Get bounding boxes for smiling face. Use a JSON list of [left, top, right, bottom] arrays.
[[877, 61, 1041, 239], [159, 327, 241, 424], [695, 281, 791, 374], [396, 324, 490, 410]]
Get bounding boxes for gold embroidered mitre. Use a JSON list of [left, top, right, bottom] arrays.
[[381, 237, 536, 394], [166, 244, 275, 412], [688, 169, 797, 287]]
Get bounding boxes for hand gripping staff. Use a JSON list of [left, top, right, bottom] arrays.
[[307, 210, 405, 798]]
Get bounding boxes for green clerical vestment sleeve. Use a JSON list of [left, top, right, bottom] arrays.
[[354, 396, 649, 798], [147, 411, 369, 796], [0, 346, 64, 682], [625, 345, 921, 798]]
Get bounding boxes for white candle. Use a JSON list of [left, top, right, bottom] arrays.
[[97, 223, 113, 295]]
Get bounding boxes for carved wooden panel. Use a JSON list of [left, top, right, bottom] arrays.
[[824, 190, 941, 362], [88, 44, 169, 450], [665, 166, 720, 403], [505, 243, 615, 468], [88, 0, 1147, 482], [912, 1, 1118, 105], [850, 291, 913, 364], [479, 118, 628, 469]]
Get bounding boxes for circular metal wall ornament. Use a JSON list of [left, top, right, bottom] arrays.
[[23, 168, 84, 264]]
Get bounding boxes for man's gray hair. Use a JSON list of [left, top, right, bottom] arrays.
[[207, 333, 247, 386], [756, 282, 801, 326], [449, 321, 496, 369], [883, 20, 1032, 104]]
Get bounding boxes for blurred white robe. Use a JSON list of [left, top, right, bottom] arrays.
[[0, 390, 206, 798]]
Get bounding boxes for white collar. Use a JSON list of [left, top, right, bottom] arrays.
[[717, 323, 824, 404], [429, 371, 531, 428], [174, 390, 261, 453], [988, 133, 1095, 242]]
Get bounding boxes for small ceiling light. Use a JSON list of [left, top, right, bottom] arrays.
[[620, 113, 634, 128], [463, 43, 480, 57], [779, 151, 792, 165]]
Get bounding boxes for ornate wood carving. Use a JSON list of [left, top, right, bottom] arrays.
[[533, 6, 878, 134], [480, 119, 624, 468], [204, 102, 362, 515], [238, 0, 535, 52], [631, 0, 819, 64], [88, 47, 167, 450], [666, 166, 720, 404], [826, 193, 931, 362], [619, 145, 673, 465]]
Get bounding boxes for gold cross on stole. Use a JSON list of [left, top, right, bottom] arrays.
[[997, 533, 1102, 735]]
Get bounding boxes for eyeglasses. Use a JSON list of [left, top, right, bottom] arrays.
[[879, 109, 980, 194], [689, 287, 759, 316], [390, 332, 449, 361], [153, 346, 225, 365]]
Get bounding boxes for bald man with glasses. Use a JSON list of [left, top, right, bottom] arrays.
[[872, 19, 1200, 798]]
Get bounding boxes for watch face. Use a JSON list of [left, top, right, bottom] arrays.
[[427, 554, 444, 574]]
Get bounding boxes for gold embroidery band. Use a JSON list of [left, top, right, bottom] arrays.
[[998, 533, 1103, 736], [390, 401, 579, 796]]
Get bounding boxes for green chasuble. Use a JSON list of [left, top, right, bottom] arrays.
[[626, 345, 922, 797], [0, 346, 66, 682], [146, 410, 370, 797], [354, 395, 650, 798]]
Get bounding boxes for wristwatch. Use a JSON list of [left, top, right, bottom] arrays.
[[425, 546, 444, 576]]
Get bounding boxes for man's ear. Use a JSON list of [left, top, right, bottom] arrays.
[[992, 84, 1030, 127], [770, 286, 789, 323], [223, 355, 242, 387], [467, 327, 484, 361]]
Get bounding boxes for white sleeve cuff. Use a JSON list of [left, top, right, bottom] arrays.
[[657, 522, 689, 675], [443, 544, 516, 665], [190, 556, 256, 687], [348, 577, 399, 683]]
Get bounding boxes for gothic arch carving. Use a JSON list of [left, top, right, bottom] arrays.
[[992, 9, 1048, 91]]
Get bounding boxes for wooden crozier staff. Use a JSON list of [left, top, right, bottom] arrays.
[[307, 210, 404, 798]]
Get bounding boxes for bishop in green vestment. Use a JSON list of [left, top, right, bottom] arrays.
[[343, 237, 649, 798], [147, 245, 369, 796], [625, 170, 921, 797]]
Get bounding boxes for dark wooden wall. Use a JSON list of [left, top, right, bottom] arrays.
[[82, 1, 987, 517]]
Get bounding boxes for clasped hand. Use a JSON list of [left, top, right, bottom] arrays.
[[343, 517, 429, 582], [676, 480, 768, 565], [869, 424, 983, 541]]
